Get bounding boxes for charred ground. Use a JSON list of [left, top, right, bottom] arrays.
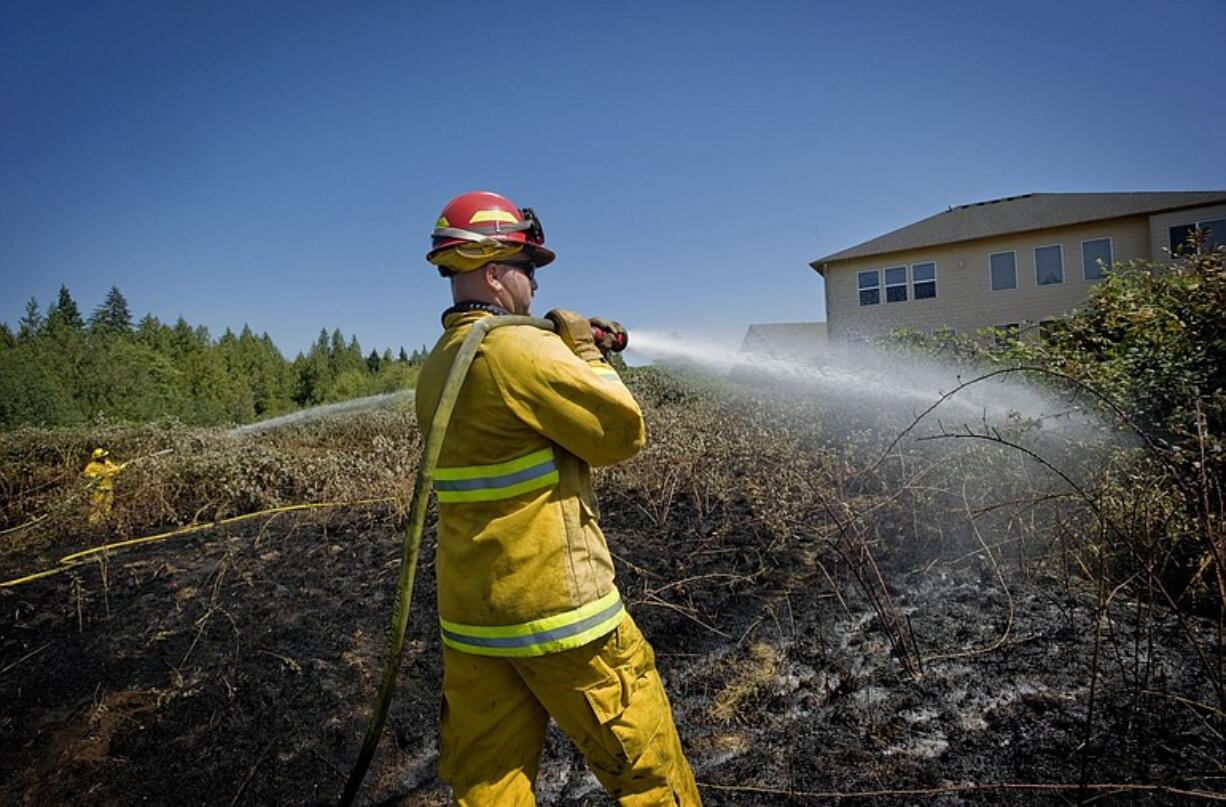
[[1, 370, 1223, 805]]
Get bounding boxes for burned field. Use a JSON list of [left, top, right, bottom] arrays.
[[2, 370, 1223, 805]]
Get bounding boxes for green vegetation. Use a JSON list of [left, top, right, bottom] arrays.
[[0, 285, 426, 430]]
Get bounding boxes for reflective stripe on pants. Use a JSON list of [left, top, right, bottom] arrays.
[[440, 589, 625, 657], [439, 614, 701, 806]]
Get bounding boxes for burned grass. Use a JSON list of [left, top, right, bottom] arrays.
[[1, 369, 1224, 804]]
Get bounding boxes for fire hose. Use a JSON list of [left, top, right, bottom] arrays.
[[339, 314, 626, 805]]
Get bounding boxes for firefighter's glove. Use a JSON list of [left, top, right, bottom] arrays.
[[588, 317, 624, 356], [545, 309, 604, 363]]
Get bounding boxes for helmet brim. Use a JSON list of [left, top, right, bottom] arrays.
[[522, 244, 555, 268], [426, 243, 556, 272]]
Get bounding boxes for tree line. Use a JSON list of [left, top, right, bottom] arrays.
[[0, 285, 427, 429]]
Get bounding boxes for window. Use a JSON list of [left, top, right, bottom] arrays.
[[1082, 238, 1112, 280], [1039, 319, 1066, 343], [1170, 219, 1226, 255], [994, 323, 1019, 348], [858, 270, 880, 306], [1206, 219, 1226, 250], [912, 262, 937, 299], [1034, 245, 1063, 285], [990, 251, 1017, 291], [1169, 223, 1195, 255], [884, 266, 908, 302]]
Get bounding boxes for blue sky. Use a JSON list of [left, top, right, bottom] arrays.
[[3, 0, 1224, 357]]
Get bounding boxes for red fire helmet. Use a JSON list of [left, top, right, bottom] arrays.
[[426, 191, 556, 273]]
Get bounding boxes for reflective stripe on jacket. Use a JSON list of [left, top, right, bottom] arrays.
[[415, 310, 646, 657]]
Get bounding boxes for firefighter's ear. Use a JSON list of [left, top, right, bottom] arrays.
[[484, 263, 504, 291]]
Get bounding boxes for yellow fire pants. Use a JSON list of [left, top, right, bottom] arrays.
[[439, 613, 701, 806], [88, 489, 113, 525]]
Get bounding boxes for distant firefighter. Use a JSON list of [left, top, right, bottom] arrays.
[[83, 447, 123, 525]]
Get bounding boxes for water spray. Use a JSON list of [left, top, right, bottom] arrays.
[[626, 329, 1103, 436], [230, 391, 416, 436]]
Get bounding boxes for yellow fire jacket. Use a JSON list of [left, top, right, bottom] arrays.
[[83, 459, 121, 491], [415, 310, 646, 657]]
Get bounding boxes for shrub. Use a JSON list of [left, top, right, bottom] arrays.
[[888, 247, 1226, 609]]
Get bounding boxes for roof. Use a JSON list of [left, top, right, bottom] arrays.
[[740, 322, 827, 358], [811, 191, 1226, 270]]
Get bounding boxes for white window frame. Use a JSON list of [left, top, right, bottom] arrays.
[[884, 265, 908, 303], [857, 269, 881, 306], [1033, 243, 1064, 286], [911, 262, 938, 300], [989, 250, 1018, 292], [1081, 237, 1113, 281]]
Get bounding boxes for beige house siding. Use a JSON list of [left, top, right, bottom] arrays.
[[1148, 203, 1226, 259], [823, 216, 1152, 341]]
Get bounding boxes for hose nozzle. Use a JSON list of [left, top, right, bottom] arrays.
[[590, 320, 628, 354]]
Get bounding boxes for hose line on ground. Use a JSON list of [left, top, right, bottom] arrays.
[[339, 315, 556, 807], [0, 497, 396, 589]]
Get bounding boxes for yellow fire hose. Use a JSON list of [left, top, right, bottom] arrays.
[[339, 314, 556, 807]]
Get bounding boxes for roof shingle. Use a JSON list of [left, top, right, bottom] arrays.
[[811, 191, 1226, 269]]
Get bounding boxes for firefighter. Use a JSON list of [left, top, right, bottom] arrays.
[[417, 191, 701, 806], [83, 447, 122, 525]]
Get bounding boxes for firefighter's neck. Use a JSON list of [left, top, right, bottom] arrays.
[[451, 264, 528, 315]]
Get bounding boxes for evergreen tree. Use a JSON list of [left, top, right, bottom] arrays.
[[18, 297, 43, 340], [344, 333, 365, 374], [259, 332, 295, 414], [45, 293, 91, 404], [329, 328, 346, 371], [405, 343, 429, 365], [90, 285, 133, 334], [1, 284, 430, 428], [47, 284, 85, 330], [136, 314, 170, 352], [297, 329, 335, 405], [231, 324, 283, 418]]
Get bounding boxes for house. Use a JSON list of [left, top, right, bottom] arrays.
[[740, 322, 827, 362], [810, 192, 1226, 342]]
